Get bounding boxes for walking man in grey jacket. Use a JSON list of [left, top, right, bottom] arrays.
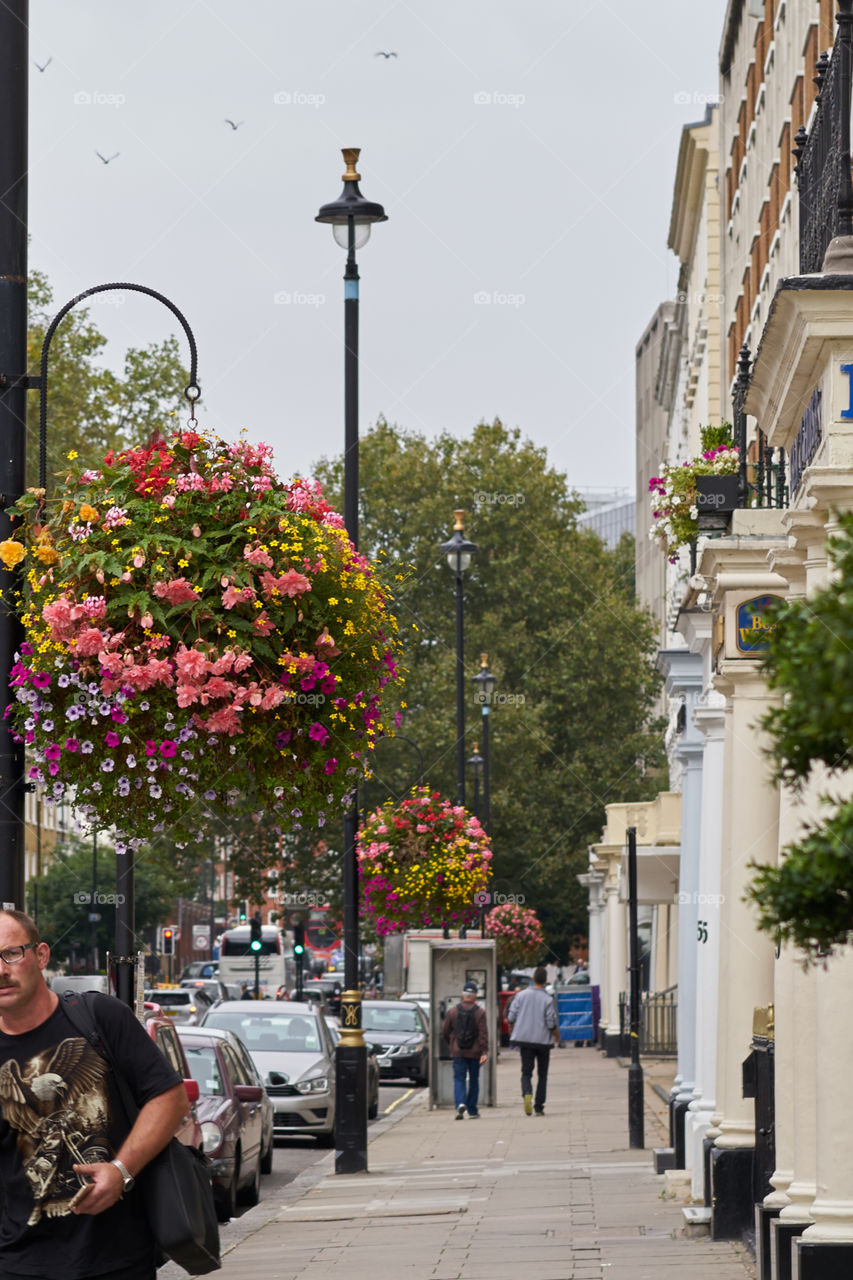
[[508, 966, 561, 1115]]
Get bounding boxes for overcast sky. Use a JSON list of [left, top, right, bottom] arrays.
[[28, 1, 726, 498]]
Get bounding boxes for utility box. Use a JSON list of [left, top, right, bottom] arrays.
[[428, 939, 497, 1109]]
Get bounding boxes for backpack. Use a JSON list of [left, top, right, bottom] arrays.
[[455, 1003, 478, 1050]]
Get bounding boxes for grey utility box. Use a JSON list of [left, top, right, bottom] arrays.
[[428, 939, 497, 1109]]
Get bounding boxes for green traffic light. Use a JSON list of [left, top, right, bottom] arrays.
[[294, 944, 304, 955], [250, 940, 262, 952]]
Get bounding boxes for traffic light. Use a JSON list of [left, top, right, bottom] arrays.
[[239, 901, 248, 923], [162, 927, 175, 956], [293, 922, 305, 957], [249, 913, 262, 952]]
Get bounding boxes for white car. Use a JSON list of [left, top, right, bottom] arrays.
[[400, 993, 431, 1022], [201, 1000, 336, 1145]]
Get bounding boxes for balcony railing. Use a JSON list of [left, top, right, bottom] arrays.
[[618, 984, 677, 1057]]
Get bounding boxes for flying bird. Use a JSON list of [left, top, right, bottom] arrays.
[[224, 118, 244, 130], [34, 57, 52, 72], [375, 51, 398, 58], [95, 151, 119, 165]]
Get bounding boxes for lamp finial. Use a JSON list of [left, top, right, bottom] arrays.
[[342, 148, 362, 181]]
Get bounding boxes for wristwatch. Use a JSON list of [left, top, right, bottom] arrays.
[[111, 1158, 135, 1194]]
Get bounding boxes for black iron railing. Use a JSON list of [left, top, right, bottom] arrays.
[[795, 2, 853, 275], [618, 985, 678, 1057], [734, 344, 788, 510]]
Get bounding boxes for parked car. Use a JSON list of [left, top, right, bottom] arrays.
[[179, 978, 232, 1005], [296, 977, 342, 1016], [144, 987, 213, 1024], [325, 1017, 380, 1119], [200, 1001, 336, 1144], [176, 1025, 273, 1221], [140, 1002, 204, 1152], [180, 961, 219, 981], [50, 974, 111, 996], [360, 1000, 429, 1086], [399, 992, 430, 1022]]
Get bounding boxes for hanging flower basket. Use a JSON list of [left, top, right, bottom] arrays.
[[357, 787, 492, 936], [484, 901, 544, 968], [648, 425, 739, 562], [2, 428, 403, 849]]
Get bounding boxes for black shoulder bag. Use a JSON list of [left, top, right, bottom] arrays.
[[61, 992, 221, 1275]]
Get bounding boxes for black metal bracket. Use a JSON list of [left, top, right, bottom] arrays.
[[0, 375, 42, 391]]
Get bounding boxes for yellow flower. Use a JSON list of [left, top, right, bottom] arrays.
[[67, 450, 78, 460], [0, 540, 25, 569], [78, 503, 99, 523]]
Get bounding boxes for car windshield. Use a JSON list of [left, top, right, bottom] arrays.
[[361, 1007, 419, 1033], [204, 1012, 322, 1053], [146, 991, 191, 1006], [183, 1045, 224, 1096]]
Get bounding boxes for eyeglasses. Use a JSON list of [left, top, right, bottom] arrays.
[[0, 942, 38, 965]]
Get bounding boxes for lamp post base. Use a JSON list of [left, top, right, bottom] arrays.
[[335, 1042, 368, 1174]]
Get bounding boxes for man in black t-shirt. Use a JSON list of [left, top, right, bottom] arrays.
[[0, 909, 188, 1280]]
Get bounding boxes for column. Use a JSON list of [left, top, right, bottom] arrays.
[[601, 853, 627, 1057], [710, 666, 777, 1242], [686, 699, 725, 1200]]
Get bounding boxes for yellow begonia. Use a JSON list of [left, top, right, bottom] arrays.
[[0, 541, 25, 569], [78, 504, 99, 523]]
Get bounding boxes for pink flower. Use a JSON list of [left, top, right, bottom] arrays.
[[153, 577, 198, 606], [324, 758, 338, 775], [221, 584, 256, 610], [105, 731, 121, 748], [243, 543, 274, 568], [203, 676, 235, 700], [175, 646, 208, 680], [308, 723, 330, 745], [76, 627, 106, 656], [315, 627, 340, 657], [252, 610, 275, 636], [260, 569, 311, 599], [160, 740, 177, 758]]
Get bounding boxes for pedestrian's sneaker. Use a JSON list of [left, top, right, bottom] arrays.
[[456, 1105, 466, 1120], [468, 1111, 480, 1118], [523, 1093, 533, 1116], [534, 1108, 545, 1116]]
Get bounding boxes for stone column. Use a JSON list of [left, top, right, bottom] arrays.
[[686, 698, 726, 1200], [601, 852, 627, 1056], [710, 664, 777, 1242]]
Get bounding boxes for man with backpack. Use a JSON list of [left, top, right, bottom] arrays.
[[442, 981, 488, 1119]]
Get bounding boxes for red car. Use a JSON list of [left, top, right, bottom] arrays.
[[177, 1025, 273, 1222], [141, 1001, 203, 1150]]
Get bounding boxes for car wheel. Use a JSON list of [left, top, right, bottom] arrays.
[[214, 1159, 238, 1223], [237, 1151, 261, 1206], [315, 1126, 336, 1147], [260, 1133, 274, 1175]]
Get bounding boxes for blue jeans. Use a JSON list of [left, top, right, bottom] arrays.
[[452, 1055, 481, 1114]]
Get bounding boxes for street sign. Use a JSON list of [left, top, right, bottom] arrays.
[[193, 932, 210, 950]]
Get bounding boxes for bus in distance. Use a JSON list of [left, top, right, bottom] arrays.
[[217, 925, 286, 996]]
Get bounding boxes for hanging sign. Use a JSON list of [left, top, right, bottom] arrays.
[[735, 595, 783, 653]]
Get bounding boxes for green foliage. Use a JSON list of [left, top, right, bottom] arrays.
[[747, 514, 853, 958], [312, 418, 665, 962], [699, 423, 734, 452], [27, 271, 191, 493], [28, 833, 180, 968]]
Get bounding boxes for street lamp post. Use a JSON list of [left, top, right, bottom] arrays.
[[467, 744, 483, 821], [440, 512, 478, 806], [316, 148, 387, 1176], [471, 654, 497, 838]]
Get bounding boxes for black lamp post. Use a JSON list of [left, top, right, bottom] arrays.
[[467, 744, 483, 821], [471, 653, 496, 838], [440, 511, 478, 806], [316, 147, 387, 1176]]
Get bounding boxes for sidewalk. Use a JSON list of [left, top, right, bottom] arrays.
[[180, 1047, 757, 1280]]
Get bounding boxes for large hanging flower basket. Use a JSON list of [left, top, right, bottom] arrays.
[[648, 424, 739, 562], [2, 428, 403, 849], [357, 787, 492, 936], [484, 901, 544, 968]]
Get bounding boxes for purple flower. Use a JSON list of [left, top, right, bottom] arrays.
[[32, 672, 50, 690], [159, 740, 177, 758], [308, 723, 330, 746], [101, 759, 114, 772], [105, 731, 121, 749], [44, 744, 61, 762]]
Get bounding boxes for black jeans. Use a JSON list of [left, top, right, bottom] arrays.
[[518, 1042, 551, 1111]]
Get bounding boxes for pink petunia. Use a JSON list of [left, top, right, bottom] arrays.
[[308, 723, 330, 746]]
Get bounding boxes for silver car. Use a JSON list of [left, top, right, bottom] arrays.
[[200, 1000, 336, 1145]]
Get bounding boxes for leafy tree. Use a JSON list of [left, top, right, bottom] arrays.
[[28, 833, 180, 969], [309, 418, 665, 962], [748, 514, 853, 959], [26, 271, 191, 493]]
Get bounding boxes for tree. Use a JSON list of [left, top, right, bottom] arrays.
[[747, 514, 853, 959], [28, 833, 180, 970], [311, 418, 665, 961], [26, 271, 191, 493]]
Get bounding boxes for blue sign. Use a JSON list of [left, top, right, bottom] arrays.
[[842, 363, 853, 419], [736, 595, 783, 653]]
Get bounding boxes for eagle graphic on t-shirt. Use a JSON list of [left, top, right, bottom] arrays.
[[0, 1037, 111, 1224]]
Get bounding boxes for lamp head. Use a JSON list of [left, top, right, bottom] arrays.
[[315, 147, 388, 249], [439, 509, 478, 575]]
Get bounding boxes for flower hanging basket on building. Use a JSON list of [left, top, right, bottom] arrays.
[[357, 787, 492, 936], [2, 428, 403, 849], [648, 429, 739, 561], [484, 901, 545, 968]]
